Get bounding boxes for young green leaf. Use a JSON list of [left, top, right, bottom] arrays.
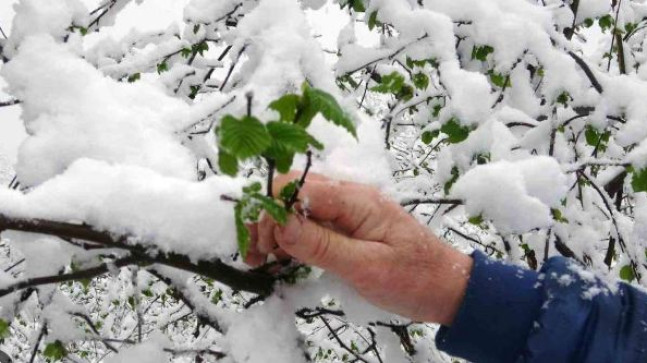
[[250, 194, 288, 225], [440, 118, 471, 144], [234, 203, 250, 259], [471, 45, 494, 61], [218, 150, 238, 176], [370, 72, 405, 94], [266, 122, 314, 152], [367, 11, 378, 30], [620, 265, 635, 282], [44, 340, 68, 361], [351, 0, 366, 12], [599, 14, 614, 32], [157, 61, 169, 74], [421, 130, 439, 145], [631, 168, 647, 193], [243, 182, 262, 194], [412, 72, 429, 90], [444, 166, 460, 195], [269, 94, 300, 122], [266, 145, 295, 174], [304, 86, 357, 138], [279, 180, 299, 205], [219, 115, 272, 159], [127, 73, 141, 83], [468, 215, 484, 225], [489, 72, 510, 88], [0, 319, 9, 339]]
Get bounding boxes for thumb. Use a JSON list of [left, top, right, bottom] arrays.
[[274, 214, 362, 276]]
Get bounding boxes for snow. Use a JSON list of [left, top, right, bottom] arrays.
[[105, 332, 171, 363], [1, 0, 647, 360], [2, 35, 196, 186], [226, 297, 304, 363], [2, 0, 88, 58], [0, 159, 245, 260], [452, 157, 568, 233]]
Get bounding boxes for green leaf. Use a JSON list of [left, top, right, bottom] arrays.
[[303, 86, 357, 138], [625, 22, 637, 35], [0, 319, 9, 339], [193, 41, 209, 56], [367, 11, 378, 30], [468, 215, 484, 225], [585, 126, 600, 146], [243, 182, 262, 194], [351, 0, 366, 12], [250, 194, 288, 225], [620, 265, 635, 282], [44, 340, 68, 361], [432, 104, 442, 118], [266, 122, 311, 152], [599, 14, 614, 32], [631, 168, 647, 192], [157, 61, 169, 74], [583, 18, 594, 28], [211, 289, 223, 304], [279, 181, 299, 205], [127, 73, 141, 83], [181, 47, 192, 58], [471, 45, 494, 61], [234, 203, 250, 259], [444, 166, 460, 195], [370, 72, 405, 94], [556, 91, 570, 106], [489, 72, 510, 88], [412, 73, 429, 90], [268, 147, 295, 174], [269, 94, 300, 123], [421, 130, 439, 145], [218, 150, 238, 176], [440, 118, 471, 144], [189, 85, 201, 100], [219, 115, 272, 159], [398, 84, 414, 101], [551, 208, 569, 223]]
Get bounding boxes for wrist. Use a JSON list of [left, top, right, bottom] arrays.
[[423, 239, 473, 325]]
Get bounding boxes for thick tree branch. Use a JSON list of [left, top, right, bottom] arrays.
[[0, 213, 275, 295]]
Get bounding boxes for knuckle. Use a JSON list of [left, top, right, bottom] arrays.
[[310, 227, 333, 264]]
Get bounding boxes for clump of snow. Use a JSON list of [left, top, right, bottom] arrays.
[[105, 332, 170, 363], [184, 0, 240, 24], [1, 35, 195, 186], [225, 296, 305, 363], [3, 0, 88, 58], [452, 156, 568, 233], [0, 159, 245, 260], [229, 0, 338, 108]]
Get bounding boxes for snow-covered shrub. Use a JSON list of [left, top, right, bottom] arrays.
[[0, 0, 646, 361]]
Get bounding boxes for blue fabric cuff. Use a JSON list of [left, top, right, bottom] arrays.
[[435, 250, 543, 363]]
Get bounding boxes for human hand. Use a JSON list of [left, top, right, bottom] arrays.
[[245, 172, 473, 326]]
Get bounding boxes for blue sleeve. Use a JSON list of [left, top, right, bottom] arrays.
[[435, 251, 647, 363]]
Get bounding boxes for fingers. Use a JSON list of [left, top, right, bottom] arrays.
[[257, 211, 277, 254], [273, 214, 382, 277], [244, 223, 266, 267]]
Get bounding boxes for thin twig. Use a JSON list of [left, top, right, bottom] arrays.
[[285, 151, 313, 210]]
